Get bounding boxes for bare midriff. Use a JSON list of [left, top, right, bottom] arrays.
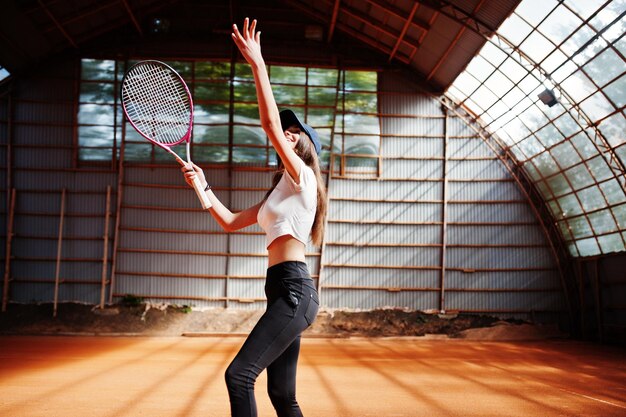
[[267, 234, 307, 267]]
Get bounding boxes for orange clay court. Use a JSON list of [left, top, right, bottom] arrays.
[[1, 336, 625, 417]]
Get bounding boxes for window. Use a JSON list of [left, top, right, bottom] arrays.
[[0, 66, 10, 83], [78, 59, 120, 162], [334, 70, 380, 176], [77, 59, 378, 172]]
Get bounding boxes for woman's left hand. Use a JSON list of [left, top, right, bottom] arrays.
[[231, 17, 263, 67]]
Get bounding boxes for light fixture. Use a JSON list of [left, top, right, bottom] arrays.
[[304, 25, 324, 41], [151, 17, 170, 34], [538, 88, 558, 107]]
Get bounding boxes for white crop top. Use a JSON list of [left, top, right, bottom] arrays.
[[257, 158, 317, 248]]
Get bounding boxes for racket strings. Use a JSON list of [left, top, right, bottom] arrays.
[[126, 64, 188, 143], [122, 62, 192, 145]]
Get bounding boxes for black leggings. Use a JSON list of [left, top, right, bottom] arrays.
[[225, 261, 320, 417]]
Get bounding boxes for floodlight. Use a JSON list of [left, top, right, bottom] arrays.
[[538, 88, 558, 107]]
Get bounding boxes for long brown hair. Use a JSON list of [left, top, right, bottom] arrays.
[[264, 133, 327, 246]]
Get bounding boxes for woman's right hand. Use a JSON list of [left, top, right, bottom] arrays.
[[231, 17, 263, 67], [181, 162, 207, 190]]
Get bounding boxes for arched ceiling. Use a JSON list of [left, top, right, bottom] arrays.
[[1, 0, 624, 258]]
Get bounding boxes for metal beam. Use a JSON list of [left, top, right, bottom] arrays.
[[284, 0, 413, 64], [388, 2, 419, 62], [327, 0, 340, 42], [287, 0, 419, 61], [37, 0, 78, 48], [490, 33, 626, 188], [426, 0, 487, 80], [120, 0, 143, 36], [418, 0, 497, 40], [2, 189, 16, 312], [338, 2, 419, 52], [364, 0, 430, 32]]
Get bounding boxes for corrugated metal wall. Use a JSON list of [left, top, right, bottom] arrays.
[[1, 61, 567, 321], [118, 166, 260, 309], [574, 253, 626, 342], [3, 60, 116, 306], [319, 72, 566, 320], [0, 93, 7, 298], [115, 164, 322, 309]]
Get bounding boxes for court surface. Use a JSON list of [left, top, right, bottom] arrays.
[[1, 336, 625, 417]]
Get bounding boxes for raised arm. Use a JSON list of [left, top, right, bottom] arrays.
[[181, 162, 261, 232], [231, 18, 302, 181]]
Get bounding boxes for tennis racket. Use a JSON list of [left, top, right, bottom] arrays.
[[120, 60, 212, 210]]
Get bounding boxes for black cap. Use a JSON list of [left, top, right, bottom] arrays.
[[279, 109, 322, 155]]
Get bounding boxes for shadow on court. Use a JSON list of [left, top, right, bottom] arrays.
[[0, 336, 625, 417]]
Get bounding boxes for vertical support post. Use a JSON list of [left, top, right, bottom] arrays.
[[316, 67, 342, 297], [5, 91, 15, 310], [576, 259, 586, 338], [100, 186, 112, 308], [2, 188, 16, 312], [6, 93, 13, 221], [225, 40, 238, 309], [72, 59, 80, 168], [109, 117, 126, 304], [590, 259, 603, 341], [112, 60, 119, 171], [376, 74, 383, 179], [53, 189, 66, 318], [339, 71, 346, 178], [439, 106, 449, 313]]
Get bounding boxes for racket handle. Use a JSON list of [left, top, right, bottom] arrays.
[[191, 176, 212, 210]]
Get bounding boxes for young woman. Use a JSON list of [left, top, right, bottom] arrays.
[[181, 18, 326, 417]]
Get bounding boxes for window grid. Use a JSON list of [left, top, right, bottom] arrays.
[[447, 0, 626, 256], [460, 6, 624, 171], [515, 133, 587, 256], [332, 70, 380, 178], [78, 59, 378, 172], [510, 105, 621, 255], [518, 102, 625, 254]]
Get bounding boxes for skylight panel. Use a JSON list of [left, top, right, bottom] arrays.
[[484, 70, 515, 98], [515, 0, 558, 26], [537, 5, 582, 46], [520, 31, 556, 63], [0, 67, 10, 82], [445, 0, 626, 256], [498, 12, 534, 44], [579, 91, 616, 121]]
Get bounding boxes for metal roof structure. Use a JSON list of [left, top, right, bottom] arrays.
[[284, 0, 520, 90], [2, 0, 622, 260], [0, 0, 519, 92]]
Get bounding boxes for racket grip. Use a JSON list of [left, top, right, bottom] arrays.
[[191, 176, 212, 210]]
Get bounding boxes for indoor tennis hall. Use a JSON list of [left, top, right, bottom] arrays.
[[1, 1, 625, 416]]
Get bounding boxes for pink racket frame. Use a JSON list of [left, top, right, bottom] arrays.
[[121, 60, 195, 166], [121, 60, 212, 210]]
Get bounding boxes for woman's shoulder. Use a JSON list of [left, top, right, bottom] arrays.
[[300, 159, 317, 184], [280, 158, 316, 192]]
